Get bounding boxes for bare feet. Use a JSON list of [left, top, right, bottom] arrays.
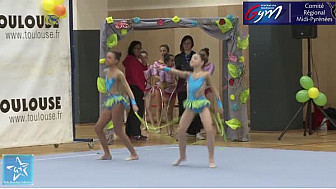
[[97, 154, 112, 160], [172, 157, 186, 166], [125, 154, 139, 161]]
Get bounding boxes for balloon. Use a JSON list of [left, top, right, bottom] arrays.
[[54, 4, 66, 16], [296, 90, 310, 103], [55, 0, 64, 5], [308, 87, 319, 99], [313, 92, 327, 106], [59, 10, 67, 19], [300, 76, 314, 89], [42, 0, 55, 11]]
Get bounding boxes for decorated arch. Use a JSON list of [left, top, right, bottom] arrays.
[[99, 15, 250, 140]]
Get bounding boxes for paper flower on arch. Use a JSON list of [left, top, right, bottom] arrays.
[[133, 17, 140, 24], [192, 20, 198, 26], [240, 89, 250, 104], [237, 35, 249, 50], [106, 17, 114, 24], [107, 33, 118, 48], [216, 18, 233, 33], [231, 104, 239, 111], [121, 29, 128, 36], [157, 19, 164, 26], [172, 16, 180, 23]]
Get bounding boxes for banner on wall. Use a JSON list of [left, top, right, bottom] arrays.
[[0, 0, 73, 148], [243, 1, 336, 25]]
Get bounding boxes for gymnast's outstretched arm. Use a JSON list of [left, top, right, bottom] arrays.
[[157, 66, 190, 79]]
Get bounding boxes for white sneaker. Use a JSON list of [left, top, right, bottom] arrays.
[[196, 133, 205, 140]]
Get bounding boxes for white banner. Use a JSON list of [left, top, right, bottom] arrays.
[[0, 0, 73, 148]]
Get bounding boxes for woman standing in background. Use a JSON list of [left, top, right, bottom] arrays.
[[175, 35, 204, 140], [123, 41, 148, 140]]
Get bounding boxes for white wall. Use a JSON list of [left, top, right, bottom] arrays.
[[73, 0, 108, 30]]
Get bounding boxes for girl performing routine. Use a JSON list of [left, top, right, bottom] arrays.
[[158, 53, 224, 168], [95, 50, 139, 161], [159, 53, 177, 136]]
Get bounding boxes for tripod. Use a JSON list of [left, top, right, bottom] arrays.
[[278, 38, 336, 140]]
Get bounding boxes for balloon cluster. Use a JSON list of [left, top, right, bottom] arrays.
[[42, 0, 67, 25], [296, 76, 327, 106]]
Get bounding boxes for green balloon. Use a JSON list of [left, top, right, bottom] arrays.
[[296, 90, 310, 103], [313, 92, 327, 106], [300, 76, 314, 89]]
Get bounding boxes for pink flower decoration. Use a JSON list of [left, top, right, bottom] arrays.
[[157, 19, 164, 26], [229, 78, 234, 86]]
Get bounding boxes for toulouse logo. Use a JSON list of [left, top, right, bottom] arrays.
[[245, 4, 283, 23]]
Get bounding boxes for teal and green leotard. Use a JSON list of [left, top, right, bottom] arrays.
[[183, 74, 210, 113], [103, 77, 129, 110]]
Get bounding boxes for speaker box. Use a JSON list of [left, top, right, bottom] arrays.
[[292, 25, 318, 39]]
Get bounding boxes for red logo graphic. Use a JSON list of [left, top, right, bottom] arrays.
[[244, 4, 282, 23], [245, 4, 260, 21]]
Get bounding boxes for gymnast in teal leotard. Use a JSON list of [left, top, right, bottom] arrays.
[[183, 73, 210, 113], [158, 53, 224, 168], [95, 50, 139, 161], [103, 77, 129, 110]]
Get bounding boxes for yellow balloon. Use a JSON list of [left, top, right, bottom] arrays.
[[42, 0, 55, 11], [55, 0, 64, 5], [308, 87, 319, 99]]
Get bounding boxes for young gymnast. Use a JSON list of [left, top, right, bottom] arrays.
[[95, 50, 139, 161], [144, 44, 169, 130], [159, 53, 177, 136], [141, 51, 156, 128], [158, 53, 223, 168], [154, 45, 169, 128]]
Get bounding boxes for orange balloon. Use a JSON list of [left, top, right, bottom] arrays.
[[54, 5, 66, 17]]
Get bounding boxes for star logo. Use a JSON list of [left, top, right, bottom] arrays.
[[2, 154, 33, 185], [6, 157, 30, 181]]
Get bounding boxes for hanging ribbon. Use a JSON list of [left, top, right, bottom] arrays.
[[134, 111, 179, 131]]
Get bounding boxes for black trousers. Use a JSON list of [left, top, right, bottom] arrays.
[[126, 86, 144, 137], [178, 91, 203, 135]]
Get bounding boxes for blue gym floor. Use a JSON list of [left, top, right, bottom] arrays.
[[1, 145, 336, 187]]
